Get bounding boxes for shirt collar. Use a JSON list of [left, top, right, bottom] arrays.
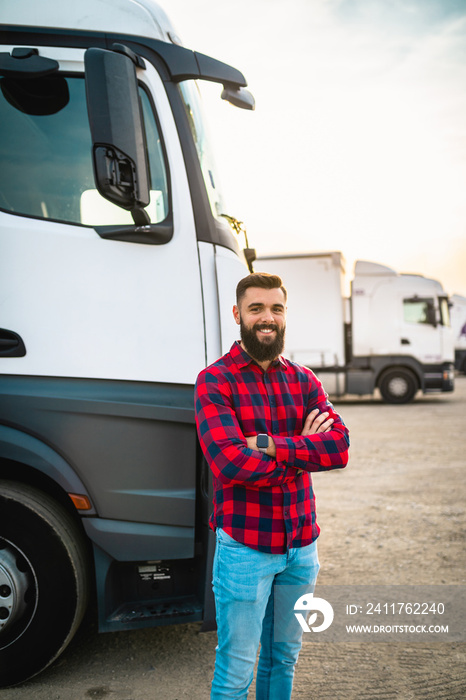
[[230, 341, 288, 370]]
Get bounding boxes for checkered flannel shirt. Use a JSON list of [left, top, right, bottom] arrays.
[[194, 342, 350, 553]]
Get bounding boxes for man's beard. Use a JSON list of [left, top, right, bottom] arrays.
[[240, 320, 285, 362]]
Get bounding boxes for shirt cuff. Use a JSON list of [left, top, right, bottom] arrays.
[[274, 436, 296, 467]]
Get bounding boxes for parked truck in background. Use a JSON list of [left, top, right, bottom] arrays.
[[0, 0, 256, 686], [257, 252, 454, 403], [450, 294, 466, 374]]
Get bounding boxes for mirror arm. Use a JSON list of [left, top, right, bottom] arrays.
[[94, 215, 174, 245], [131, 208, 150, 226]]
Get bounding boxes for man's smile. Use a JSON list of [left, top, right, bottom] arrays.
[[255, 325, 277, 338]]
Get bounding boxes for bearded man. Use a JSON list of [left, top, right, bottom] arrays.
[[195, 272, 349, 700]]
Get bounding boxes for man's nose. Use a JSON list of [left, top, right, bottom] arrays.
[[260, 309, 275, 324]]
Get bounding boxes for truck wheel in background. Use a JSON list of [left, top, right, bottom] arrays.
[[0, 481, 90, 687], [378, 368, 418, 404]]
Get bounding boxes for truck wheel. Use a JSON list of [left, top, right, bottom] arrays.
[[0, 481, 90, 687], [378, 368, 418, 404]]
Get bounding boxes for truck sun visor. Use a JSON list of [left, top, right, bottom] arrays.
[[1, 74, 69, 115]]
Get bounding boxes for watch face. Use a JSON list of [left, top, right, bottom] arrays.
[[256, 434, 268, 449]]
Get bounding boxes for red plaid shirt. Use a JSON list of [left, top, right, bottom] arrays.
[[195, 342, 349, 553]]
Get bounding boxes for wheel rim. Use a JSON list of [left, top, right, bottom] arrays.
[[388, 376, 409, 398], [0, 537, 38, 649]]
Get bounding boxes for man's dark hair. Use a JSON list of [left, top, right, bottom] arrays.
[[236, 272, 287, 306]]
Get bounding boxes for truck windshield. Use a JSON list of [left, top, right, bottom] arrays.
[[0, 74, 169, 226], [439, 297, 451, 327], [178, 81, 227, 221]]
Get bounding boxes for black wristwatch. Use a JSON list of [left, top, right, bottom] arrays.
[[256, 433, 269, 453]]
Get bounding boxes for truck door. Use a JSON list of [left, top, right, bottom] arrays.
[[401, 296, 443, 363]]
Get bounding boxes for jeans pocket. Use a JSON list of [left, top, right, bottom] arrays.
[[214, 530, 263, 602], [216, 528, 244, 548]]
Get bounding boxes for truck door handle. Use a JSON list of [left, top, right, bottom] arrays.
[[401, 338, 410, 345], [0, 329, 26, 357]]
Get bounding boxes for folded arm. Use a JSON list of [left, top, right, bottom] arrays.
[[195, 370, 298, 487], [273, 390, 350, 472]]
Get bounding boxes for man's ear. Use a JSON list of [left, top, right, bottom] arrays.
[[233, 305, 241, 325]]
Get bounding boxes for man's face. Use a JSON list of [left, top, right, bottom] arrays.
[[233, 286, 287, 362]]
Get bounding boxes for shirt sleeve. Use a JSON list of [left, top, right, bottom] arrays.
[[273, 371, 350, 472], [195, 368, 298, 487]]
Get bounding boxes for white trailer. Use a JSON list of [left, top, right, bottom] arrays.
[[0, 0, 255, 685], [450, 294, 466, 373], [257, 252, 455, 403]]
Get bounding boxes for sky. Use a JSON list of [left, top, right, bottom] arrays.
[[165, 0, 466, 297]]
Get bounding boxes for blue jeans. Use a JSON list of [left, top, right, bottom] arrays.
[[211, 528, 320, 699]]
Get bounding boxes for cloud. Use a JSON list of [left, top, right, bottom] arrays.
[[333, 0, 466, 36]]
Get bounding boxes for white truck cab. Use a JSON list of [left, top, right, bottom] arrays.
[[0, 0, 255, 686], [351, 261, 454, 401]]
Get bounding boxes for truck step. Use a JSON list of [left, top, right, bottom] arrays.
[[109, 596, 203, 626]]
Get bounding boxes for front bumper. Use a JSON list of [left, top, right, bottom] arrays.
[[424, 363, 455, 393]]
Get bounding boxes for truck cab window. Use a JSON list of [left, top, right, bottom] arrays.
[[178, 81, 227, 221], [0, 74, 169, 226], [403, 298, 436, 326]]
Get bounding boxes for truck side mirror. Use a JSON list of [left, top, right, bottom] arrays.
[[84, 47, 150, 225], [221, 85, 255, 110]]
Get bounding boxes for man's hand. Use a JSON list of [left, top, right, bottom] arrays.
[[301, 408, 334, 435]]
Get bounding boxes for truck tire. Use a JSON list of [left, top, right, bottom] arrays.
[[0, 481, 90, 687], [378, 368, 418, 404]]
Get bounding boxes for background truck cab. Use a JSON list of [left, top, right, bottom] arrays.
[[0, 0, 254, 686]]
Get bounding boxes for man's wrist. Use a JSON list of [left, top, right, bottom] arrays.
[[256, 433, 269, 453]]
